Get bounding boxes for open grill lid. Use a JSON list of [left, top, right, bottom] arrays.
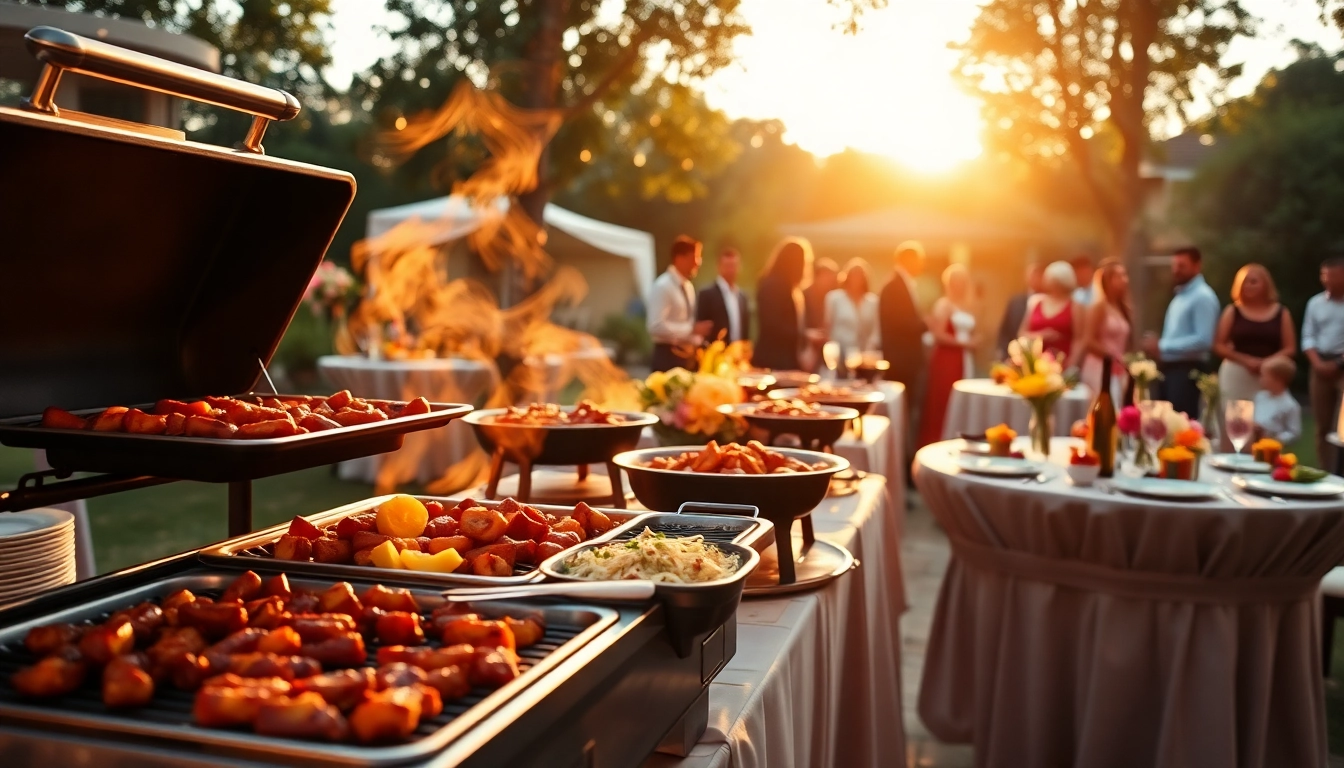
[[0, 27, 356, 419]]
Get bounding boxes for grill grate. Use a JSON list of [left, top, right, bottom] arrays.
[[0, 587, 584, 742]]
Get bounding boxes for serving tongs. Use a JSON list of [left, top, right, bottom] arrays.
[[443, 580, 656, 603]]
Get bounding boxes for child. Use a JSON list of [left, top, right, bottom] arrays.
[[1253, 355, 1302, 446]]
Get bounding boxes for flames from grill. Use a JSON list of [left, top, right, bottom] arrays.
[[340, 81, 640, 495]]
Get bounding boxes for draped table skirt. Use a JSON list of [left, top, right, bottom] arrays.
[[913, 437, 1344, 768]]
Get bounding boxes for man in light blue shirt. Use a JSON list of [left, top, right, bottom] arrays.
[[1142, 247, 1221, 417], [1301, 257, 1344, 467]]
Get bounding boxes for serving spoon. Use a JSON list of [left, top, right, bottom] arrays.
[[441, 580, 656, 603]]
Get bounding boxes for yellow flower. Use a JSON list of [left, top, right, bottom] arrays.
[[645, 370, 669, 401], [1010, 374, 1056, 399], [1158, 445, 1195, 462]]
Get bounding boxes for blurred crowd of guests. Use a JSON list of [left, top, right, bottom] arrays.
[[646, 233, 1343, 466]]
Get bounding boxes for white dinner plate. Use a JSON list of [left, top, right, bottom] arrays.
[[1232, 474, 1344, 498], [1208, 454, 1271, 473], [0, 568, 75, 601], [1111, 477, 1223, 500], [0, 546, 76, 578], [0, 529, 75, 555], [0, 508, 74, 542], [955, 455, 1040, 477]]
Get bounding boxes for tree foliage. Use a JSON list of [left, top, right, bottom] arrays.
[[1182, 48, 1344, 325], [956, 0, 1255, 246]]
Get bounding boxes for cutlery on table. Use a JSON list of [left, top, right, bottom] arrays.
[[442, 580, 656, 603]]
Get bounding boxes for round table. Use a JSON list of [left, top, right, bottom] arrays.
[[913, 437, 1344, 768], [318, 355, 497, 490], [940, 378, 1091, 440]]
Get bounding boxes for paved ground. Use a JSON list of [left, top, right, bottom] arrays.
[[900, 490, 975, 767]]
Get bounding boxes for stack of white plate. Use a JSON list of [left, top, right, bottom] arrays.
[[0, 508, 76, 610]]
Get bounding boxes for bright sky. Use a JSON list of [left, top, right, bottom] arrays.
[[326, 0, 1343, 172]]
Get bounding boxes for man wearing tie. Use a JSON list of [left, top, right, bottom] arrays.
[[648, 235, 712, 372], [696, 248, 751, 345]]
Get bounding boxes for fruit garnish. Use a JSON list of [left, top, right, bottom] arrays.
[[375, 495, 429, 538], [1276, 453, 1298, 469], [1272, 467, 1292, 482], [1069, 447, 1099, 466], [1290, 466, 1328, 484], [986, 423, 1016, 443]]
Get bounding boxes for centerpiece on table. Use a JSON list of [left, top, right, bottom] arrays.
[[1145, 403, 1212, 480], [1191, 370, 1221, 444], [1124, 353, 1163, 405], [985, 423, 1021, 458], [637, 340, 750, 446], [990, 337, 1079, 459]]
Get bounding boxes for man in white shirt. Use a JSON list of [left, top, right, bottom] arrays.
[[1071, 255, 1095, 305], [1302, 257, 1344, 465], [697, 248, 751, 345], [648, 235, 712, 372]]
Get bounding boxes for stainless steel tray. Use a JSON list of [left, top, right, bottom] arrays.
[[197, 496, 643, 587], [198, 497, 773, 588], [0, 569, 619, 767]]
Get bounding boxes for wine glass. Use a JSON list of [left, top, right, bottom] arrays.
[[822, 341, 841, 380], [845, 350, 863, 379], [1139, 400, 1169, 463], [1225, 399, 1255, 456]]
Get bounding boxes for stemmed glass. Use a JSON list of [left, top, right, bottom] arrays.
[[1139, 401, 1169, 472], [822, 341, 841, 380], [1225, 400, 1255, 457]]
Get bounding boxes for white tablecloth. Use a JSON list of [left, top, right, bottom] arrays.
[[317, 355, 497, 490], [941, 378, 1090, 440], [645, 474, 906, 768], [913, 437, 1344, 768]]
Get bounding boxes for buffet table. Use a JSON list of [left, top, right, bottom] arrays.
[[318, 355, 497, 488], [913, 437, 1344, 768], [646, 473, 906, 768], [940, 378, 1089, 440]]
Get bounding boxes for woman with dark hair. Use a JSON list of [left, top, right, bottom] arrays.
[[752, 237, 814, 370], [1079, 259, 1133, 402]]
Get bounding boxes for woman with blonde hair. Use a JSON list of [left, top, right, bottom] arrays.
[[1017, 260, 1084, 367], [752, 237, 815, 370], [917, 263, 979, 447], [824, 257, 881, 363], [1213, 263, 1296, 404], [1079, 259, 1133, 401]]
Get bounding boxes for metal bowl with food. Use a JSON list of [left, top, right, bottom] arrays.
[[464, 403, 659, 507], [767, 380, 886, 413], [611, 444, 848, 585], [737, 370, 819, 397], [717, 401, 859, 451], [539, 528, 760, 657]]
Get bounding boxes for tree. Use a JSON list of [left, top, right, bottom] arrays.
[[359, 0, 886, 226], [1181, 48, 1344, 323], [956, 0, 1255, 250]]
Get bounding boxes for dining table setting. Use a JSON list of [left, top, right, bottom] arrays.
[[914, 430, 1344, 768]]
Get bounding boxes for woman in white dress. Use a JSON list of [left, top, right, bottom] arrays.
[[824, 258, 881, 365]]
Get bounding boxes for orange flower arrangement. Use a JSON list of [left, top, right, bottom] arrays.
[[1158, 445, 1196, 480], [1173, 429, 1204, 449], [985, 423, 1016, 457], [1252, 438, 1282, 465]]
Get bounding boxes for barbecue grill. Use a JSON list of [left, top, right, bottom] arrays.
[[0, 27, 469, 534]]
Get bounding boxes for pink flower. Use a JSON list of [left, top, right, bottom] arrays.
[[1189, 419, 1205, 437], [1118, 405, 1141, 436]]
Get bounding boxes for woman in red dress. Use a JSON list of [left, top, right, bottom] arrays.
[[918, 264, 979, 448], [1016, 260, 1084, 368]]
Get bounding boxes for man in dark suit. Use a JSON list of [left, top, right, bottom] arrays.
[[696, 248, 751, 344], [880, 241, 926, 391], [995, 262, 1043, 359]]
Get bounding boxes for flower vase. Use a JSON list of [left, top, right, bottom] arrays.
[[1200, 397, 1221, 445], [1028, 404, 1054, 460], [1133, 383, 1148, 407]]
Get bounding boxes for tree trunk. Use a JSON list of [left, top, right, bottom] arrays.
[[507, 0, 570, 306]]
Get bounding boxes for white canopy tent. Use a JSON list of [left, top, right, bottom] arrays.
[[366, 195, 656, 306]]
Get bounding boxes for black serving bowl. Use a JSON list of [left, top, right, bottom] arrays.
[[464, 407, 659, 465], [853, 359, 891, 383], [767, 380, 885, 417], [717, 402, 859, 451], [539, 537, 760, 658], [612, 446, 848, 520]]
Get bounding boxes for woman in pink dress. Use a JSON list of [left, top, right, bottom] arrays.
[[1017, 261, 1084, 368], [917, 264, 979, 448], [1079, 259, 1132, 402]]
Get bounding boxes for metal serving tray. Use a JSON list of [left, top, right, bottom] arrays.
[[0, 398, 472, 483], [0, 568, 618, 767], [198, 496, 772, 587]]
